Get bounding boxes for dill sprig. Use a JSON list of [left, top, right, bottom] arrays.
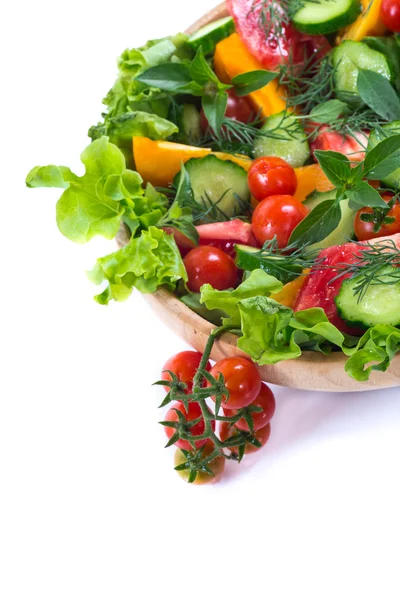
[[279, 53, 336, 113], [330, 239, 400, 302], [237, 237, 319, 284]]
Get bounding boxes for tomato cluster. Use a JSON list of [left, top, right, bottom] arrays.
[[159, 350, 276, 485]]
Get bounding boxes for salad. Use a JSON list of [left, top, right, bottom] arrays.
[[26, 0, 400, 481]]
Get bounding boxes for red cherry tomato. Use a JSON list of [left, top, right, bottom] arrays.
[[174, 440, 225, 485], [200, 88, 255, 133], [354, 194, 400, 241], [381, 0, 400, 32], [252, 194, 308, 248], [248, 157, 298, 201], [220, 421, 271, 455], [208, 357, 262, 410], [184, 245, 238, 293], [164, 401, 215, 451], [162, 351, 210, 394], [223, 383, 276, 431]]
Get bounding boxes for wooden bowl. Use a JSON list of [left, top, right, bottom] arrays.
[[123, 4, 400, 393]]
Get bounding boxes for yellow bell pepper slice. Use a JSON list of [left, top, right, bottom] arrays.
[[214, 33, 288, 118], [294, 164, 334, 203], [270, 270, 310, 308], [133, 137, 252, 187], [340, 0, 386, 42]]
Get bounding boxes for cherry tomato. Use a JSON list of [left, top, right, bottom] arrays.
[[164, 401, 215, 451], [223, 383, 276, 431], [162, 351, 210, 394], [200, 88, 255, 133], [247, 157, 297, 201], [184, 245, 238, 293], [219, 421, 271, 455], [381, 0, 400, 32], [174, 440, 225, 485], [252, 194, 309, 248], [354, 194, 400, 241], [208, 357, 262, 410]]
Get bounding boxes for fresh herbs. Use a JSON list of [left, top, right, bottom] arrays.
[[330, 238, 400, 302], [235, 238, 317, 284], [136, 47, 275, 135], [290, 136, 400, 246], [357, 70, 400, 121]]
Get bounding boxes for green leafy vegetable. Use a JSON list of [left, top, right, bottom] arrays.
[[309, 100, 349, 124], [345, 180, 387, 210], [200, 269, 283, 327], [290, 199, 342, 246], [363, 134, 400, 179], [313, 150, 351, 185], [88, 226, 187, 303], [345, 325, 400, 381], [231, 70, 277, 97], [357, 69, 400, 121]]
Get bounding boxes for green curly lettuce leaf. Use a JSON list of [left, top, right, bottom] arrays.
[[200, 269, 283, 327], [88, 226, 187, 303], [345, 325, 400, 381], [26, 137, 169, 243]]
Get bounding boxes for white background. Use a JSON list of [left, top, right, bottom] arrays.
[[1, 1, 400, 598]]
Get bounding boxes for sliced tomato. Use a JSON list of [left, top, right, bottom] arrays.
[[294, 235, 400, 334], [227, 0, 304, 70], [294, 243, 363, 335], [311, 127, 369, 163]]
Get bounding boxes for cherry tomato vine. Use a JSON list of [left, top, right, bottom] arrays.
[[155, 326, 276, 484]]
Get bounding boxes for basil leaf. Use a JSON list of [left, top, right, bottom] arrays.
[[202, 91, 228, 136], [309, 100, 349, 124], [346, 181, 388, 210], [289, 199, 342, 246], [363, 134, 400, 179], [175, 164, 194, 208], [190, 47, 220, 85], [135, 63, 195, 93], [357, 69, 400, 120], [314, 150, 352, 187], [232, 70, 276, 96]]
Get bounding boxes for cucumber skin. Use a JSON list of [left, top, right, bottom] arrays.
[[187, 17, 235, 56], [292, 0, 361, 35], [336, 267, 400, 329], [253, 113, 310, 168], [332, 40, 392, 106]]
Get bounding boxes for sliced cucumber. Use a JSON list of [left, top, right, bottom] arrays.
[[365, 36, 400, 93], [336, 266, 400, 328], [180, 104, 202, 144], [187, 17, 235, 55], [253, 112, 310, 168], [183, 155, 250, 219], [304, 190, 355, 250], [291, 0, 361, 35], [332, 41, 392, 105], [369, 121, 400, 189]]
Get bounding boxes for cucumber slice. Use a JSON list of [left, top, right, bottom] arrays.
[[253, 112, 310, 168], [187, 17, 235, 55], [292, 0, 361, 35], [369, 121, 400, 189], [183, 155, 250, 219], [332, 41, 392, 106], [180, 104, 202, 144], [304, 191, 355, 251], [336, 266, 400, 328]]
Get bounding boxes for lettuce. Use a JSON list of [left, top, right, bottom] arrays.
[[345, 325, 400, 381], [200, 270, 283, 327], [26, 137, 168, 243], [88, 111, 178, 166], [26, 137, 187, 301], [198, 279, 400, 380], [88, 226, 186, 303]]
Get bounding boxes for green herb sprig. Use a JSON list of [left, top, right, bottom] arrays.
[[290, 135, 400, 247]]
